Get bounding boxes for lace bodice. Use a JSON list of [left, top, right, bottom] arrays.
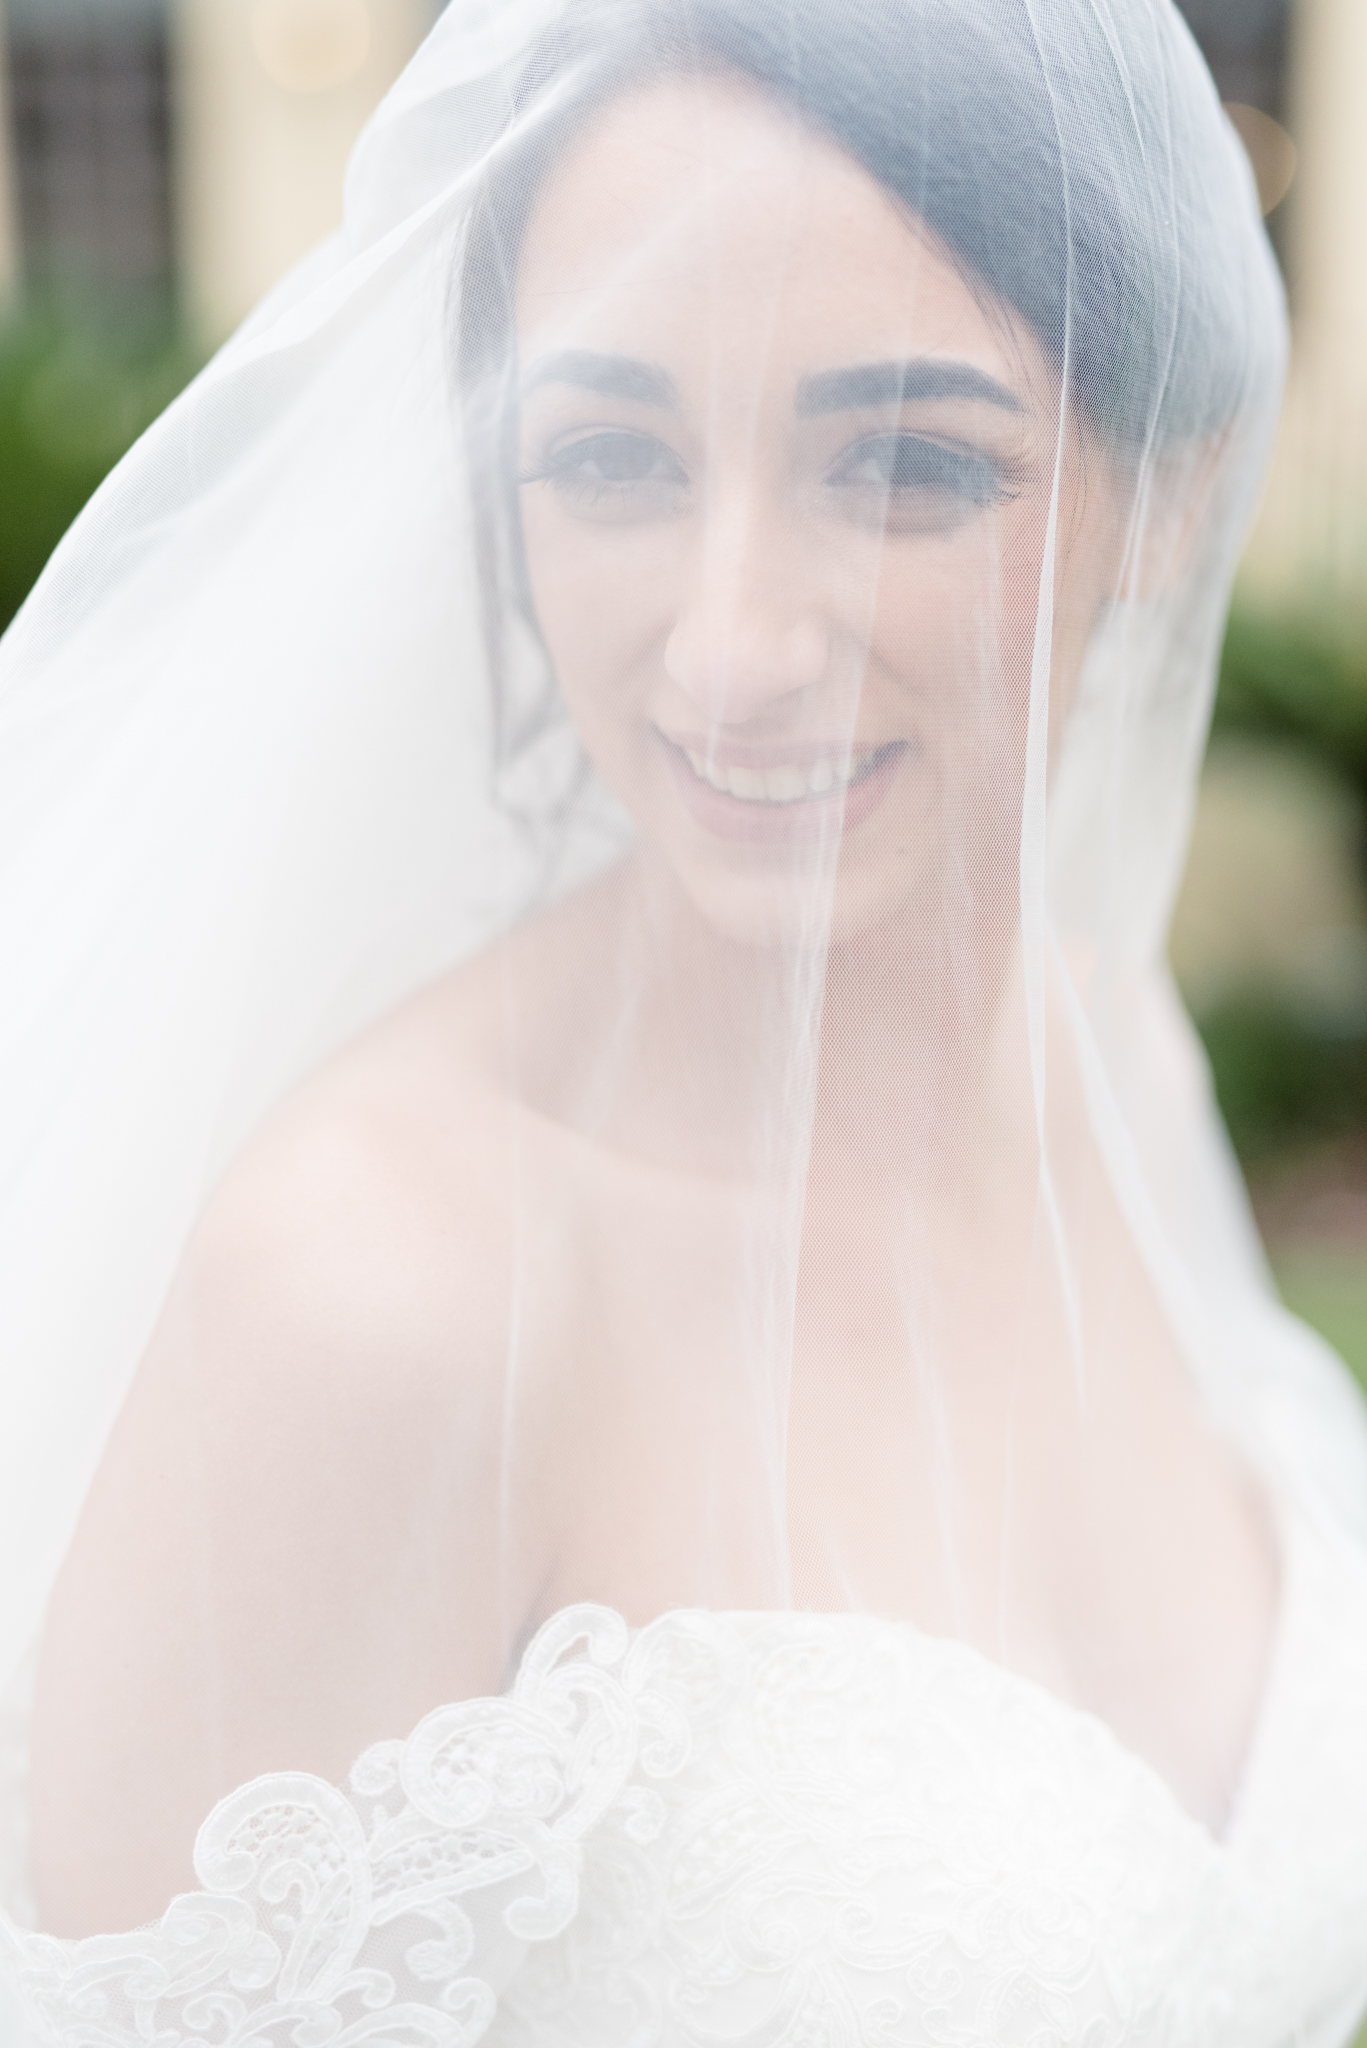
[[5, 1513, 1367, 2048]]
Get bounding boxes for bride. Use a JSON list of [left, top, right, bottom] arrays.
[[4, 0, 1367, 2040]]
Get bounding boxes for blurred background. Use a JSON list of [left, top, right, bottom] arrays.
[[1, 1, 1366, 1369]]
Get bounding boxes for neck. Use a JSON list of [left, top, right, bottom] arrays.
[[608, 847, 1020, 1188]]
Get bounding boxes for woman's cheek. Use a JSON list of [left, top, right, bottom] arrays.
[[863, 546, 984, 718], [526, 505, 680, 662]]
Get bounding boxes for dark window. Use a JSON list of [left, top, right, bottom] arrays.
[[1176, 0, 1294, 273], [1176, 0, 1291, 123], [6, 0, 172, 297], [0, 0, 1294, 296]]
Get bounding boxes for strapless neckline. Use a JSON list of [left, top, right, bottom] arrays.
[[5, 1510, 1367, 2047]]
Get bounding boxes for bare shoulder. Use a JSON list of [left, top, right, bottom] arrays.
[[187, 951, 526, 1392], [190, 858, 627, 1361], [30, 925, 578, 1936]]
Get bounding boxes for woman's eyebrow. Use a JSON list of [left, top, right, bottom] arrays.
[[795, 360, 1024, 417], [520, 349, 679, 408]]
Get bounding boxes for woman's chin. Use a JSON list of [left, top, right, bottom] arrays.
[[664, 847, 935, 955], [631, 747, 942, 952]]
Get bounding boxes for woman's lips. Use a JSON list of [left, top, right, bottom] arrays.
[[656, 731, 911, 842]]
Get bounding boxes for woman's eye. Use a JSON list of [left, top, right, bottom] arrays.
[[829, 433, 1011, 532], [520, 431, 689, 519]]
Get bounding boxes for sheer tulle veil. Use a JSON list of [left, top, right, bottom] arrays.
[[2, 0, 1367, 1986]]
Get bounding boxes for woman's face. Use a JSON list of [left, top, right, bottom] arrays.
[[515, 75, 1119, 948]]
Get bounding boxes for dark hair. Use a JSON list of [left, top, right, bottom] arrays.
[[456, 0, 1266, 772]]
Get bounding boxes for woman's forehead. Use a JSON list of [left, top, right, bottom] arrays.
[[514, 75, 1044, 414]]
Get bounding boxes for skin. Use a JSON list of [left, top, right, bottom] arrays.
[[30, 74, 1277, 1938], [516, 84, 1067, 955]]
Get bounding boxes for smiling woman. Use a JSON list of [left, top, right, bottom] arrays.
[[505, 77, 1067, 944], [4, 2, 1367, 2045], [522, 76, 1070, 887]]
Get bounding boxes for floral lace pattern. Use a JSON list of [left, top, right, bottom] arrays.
[[5, 1524, 1367, 2047]]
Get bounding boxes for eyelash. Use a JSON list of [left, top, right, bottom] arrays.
[[518, 431, 688, 510], [518, 428, 1016, 525], [831, 433, 1012, 508]]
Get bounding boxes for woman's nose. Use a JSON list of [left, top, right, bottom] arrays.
[[663, 502, 830, 725]]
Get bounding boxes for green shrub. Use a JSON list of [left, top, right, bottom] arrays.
[[1199, 996, 1367, 1164], [1196, 611, 1367, 1166], [1214, 607, 1367, 841], [0, 300, 198, 636]]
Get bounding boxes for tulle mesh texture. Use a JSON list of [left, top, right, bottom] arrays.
[[3, 0, 1367, 2040]]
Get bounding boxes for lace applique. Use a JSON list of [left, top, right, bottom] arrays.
[[4, 1586, 1367, 2048], [2, 1607, 667, 2048]]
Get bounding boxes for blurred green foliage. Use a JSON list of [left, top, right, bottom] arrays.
[[1202, 608, 1367, 1166], [1199, 999, 1367, 1163], [1274, 1254, 1367, 1395], [0, 297, 198, 637], [1214, 607, 1367, 825]]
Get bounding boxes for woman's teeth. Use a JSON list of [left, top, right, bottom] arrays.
[[682, 745, 890, 805]]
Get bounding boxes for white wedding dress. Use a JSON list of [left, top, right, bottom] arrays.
[[5, 3, 1367, 2044], [4, 1500, 1367, 2048]]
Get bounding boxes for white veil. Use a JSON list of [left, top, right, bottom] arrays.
[[3, 0, 1367, 2036]]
